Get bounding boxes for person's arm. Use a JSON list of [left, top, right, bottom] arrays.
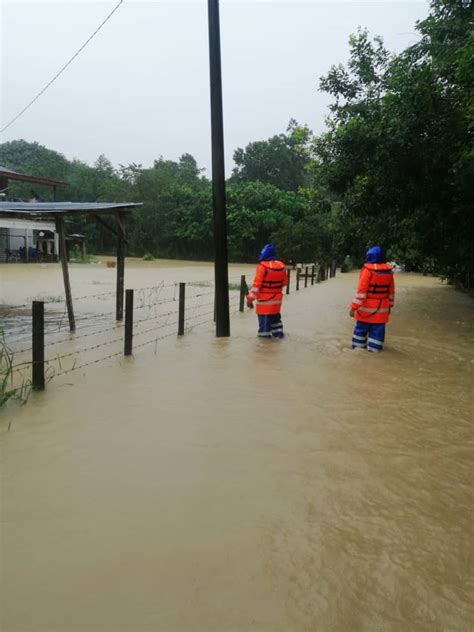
[[389, 274, 395, 311], [246, 264, 264, 307], [349, 268, 369, 316]]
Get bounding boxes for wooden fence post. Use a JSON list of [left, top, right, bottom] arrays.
[[296, 269, 300, 291], [305, 266, 308, 288], [311, 264, 315, 285], [239, 275, 246, 312], [32, 301, 45, 391], [178, 282, 186, 335], [124, 289, 134, 356], [286, 269, 291, 295]]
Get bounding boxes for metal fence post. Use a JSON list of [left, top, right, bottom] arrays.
[[286, 269, 291, 295], [239, 275, 246, 312], [311, 264, 315, 285], [32, 301, 45, 391], [305, 266, 308, 288], [296, 269, 300, 291], [178, 282, 186, 335], [124, 289, 134, 356]]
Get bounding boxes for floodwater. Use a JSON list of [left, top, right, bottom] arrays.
[[1, 261, 473, 631]]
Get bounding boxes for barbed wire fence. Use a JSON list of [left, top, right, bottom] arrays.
[[1, 262, 335, 400]]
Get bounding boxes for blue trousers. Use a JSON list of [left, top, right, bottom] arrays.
[[352, 321, 385, 352], [258, 313, 284, 338]]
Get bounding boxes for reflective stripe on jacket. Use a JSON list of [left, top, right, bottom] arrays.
[[247, 260, 287, 315], [351, 263, 395, 323]]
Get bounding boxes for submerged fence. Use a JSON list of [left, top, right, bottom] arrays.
[[1, 261, 337, 400]]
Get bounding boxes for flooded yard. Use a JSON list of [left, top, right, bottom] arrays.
[[1, 261, 473, 630]]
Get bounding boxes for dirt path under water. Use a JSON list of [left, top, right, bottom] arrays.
[[1, 265, 473, 631]]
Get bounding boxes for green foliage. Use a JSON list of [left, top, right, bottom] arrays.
[[315, 0, 474, 286], [1, 1, 469, 281], [0, 330, 31, 407], [143, 253, 155, 261], [232, 120, 313, 191]]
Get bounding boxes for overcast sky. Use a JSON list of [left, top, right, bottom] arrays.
[[1, 1, 429, 175]]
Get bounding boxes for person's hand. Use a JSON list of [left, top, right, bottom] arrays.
[[247, 300, 254, 309], [349, 308, 355, 317]]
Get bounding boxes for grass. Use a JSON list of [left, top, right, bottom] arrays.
[[0, 330, 32, 408]]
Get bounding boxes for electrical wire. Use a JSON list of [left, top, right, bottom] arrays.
[[1, 0, 124, 134]]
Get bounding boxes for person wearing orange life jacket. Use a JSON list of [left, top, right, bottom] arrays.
[[246, 243, 288, 338], [350, 246, 395, 352]]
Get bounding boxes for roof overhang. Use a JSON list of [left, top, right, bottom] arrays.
[[0, 201, 143, 220], [0, 217, 56, 232]]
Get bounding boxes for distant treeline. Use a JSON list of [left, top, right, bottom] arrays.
[[1, 0, 472, 287]]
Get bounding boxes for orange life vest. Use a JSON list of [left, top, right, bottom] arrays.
[[351, 263, 395, 323], [247, 260, 288, 315]]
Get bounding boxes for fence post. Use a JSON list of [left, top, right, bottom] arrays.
[[32, 301, 45, 391], [239, 275, 246, 312], [326, 264, 330, 280], [124, 289, 134, 356], [296, 269, 300, 291], [286, 269, 291, 295], [305, 266, 308, 288], [331, 259, 337, 278], [178, 282, 186, 335], [311, 264, 315, 285]]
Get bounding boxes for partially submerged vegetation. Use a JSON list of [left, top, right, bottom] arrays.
[[0, 330, 31, 408]]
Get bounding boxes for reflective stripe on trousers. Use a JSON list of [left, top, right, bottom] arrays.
[[352, 321, 385, 351], [258, 313, 284, 338]]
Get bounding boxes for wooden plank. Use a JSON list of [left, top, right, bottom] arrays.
[[55, 217, 75, 331], [124, 289, 134, 355], [32, 301, 45, 390], [116, 212, 125, 321]]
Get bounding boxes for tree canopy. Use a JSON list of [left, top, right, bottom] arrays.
[[0, 0, 472, 286]]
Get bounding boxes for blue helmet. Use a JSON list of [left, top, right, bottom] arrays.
[[258, 243, 277, 262], [365, 246, 383, 264]]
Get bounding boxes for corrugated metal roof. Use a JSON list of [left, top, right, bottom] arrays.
[[0, 201, 143, 219]]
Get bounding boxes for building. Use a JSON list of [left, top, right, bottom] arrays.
[[0, 165, 66, 262]]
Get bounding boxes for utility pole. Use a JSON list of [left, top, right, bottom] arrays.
[[208, 0, 230, 337]]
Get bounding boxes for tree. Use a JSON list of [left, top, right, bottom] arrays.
[[314, 0, 474, 285], [232, 121, 312, 191]]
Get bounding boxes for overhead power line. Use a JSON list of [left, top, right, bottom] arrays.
[[0, 0, 124, 134]]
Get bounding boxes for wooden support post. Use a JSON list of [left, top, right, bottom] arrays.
[[311, 264, 315, 285], [296, 269, 300, 291], [305, 266, 308, 288], [178, 282, 186, 335], [239, 275, 246, 312], [286, 269, 291, 295], [116, 212, 125, 321], [124, 289, 134, 356], [55, 217, 75, 331], [331, 259, 337, 278], [32, 301, 45, 391]]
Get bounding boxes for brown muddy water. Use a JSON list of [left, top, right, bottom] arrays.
[[1, 261, 473, 631]]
